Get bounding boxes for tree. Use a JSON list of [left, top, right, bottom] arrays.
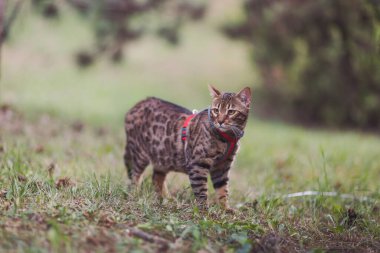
[[224, 0, 380, 129], [5, 0, 206, 67]]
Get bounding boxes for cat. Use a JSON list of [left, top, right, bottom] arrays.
[[124, 85, 252, 209]]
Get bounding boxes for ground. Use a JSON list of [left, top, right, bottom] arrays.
[[1, 103, 379, 252], [1, 1, 379, 252]]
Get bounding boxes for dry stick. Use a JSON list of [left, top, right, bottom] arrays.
[[283, 191, 375, 202], [238, 190, 376, 208], [126, 227, 172, 248]]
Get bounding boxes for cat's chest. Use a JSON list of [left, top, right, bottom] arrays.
[[189, 135, 239, 162]]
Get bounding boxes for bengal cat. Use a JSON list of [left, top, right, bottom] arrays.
[[124, 85, 252, 209]]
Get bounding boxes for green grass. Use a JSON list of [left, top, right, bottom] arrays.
[[1, 1, 379, 252], [0, 116, 379, 252]]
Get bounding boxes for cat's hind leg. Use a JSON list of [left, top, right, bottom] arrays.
[[124, 142, 149, 186], [152, 170, 169, 197]]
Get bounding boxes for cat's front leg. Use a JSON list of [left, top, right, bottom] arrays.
[[188, 162, 211, 209], [211, 163, 231, 210]]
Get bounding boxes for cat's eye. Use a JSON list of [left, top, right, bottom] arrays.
[[212, 108, 219, 115], [227, 110, 236, 116]]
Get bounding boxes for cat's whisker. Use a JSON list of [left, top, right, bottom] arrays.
[[195, 119, 242, 137], [230, 127, 239, 138]]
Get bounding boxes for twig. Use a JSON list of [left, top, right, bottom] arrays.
[[283, 191, 376, 202], [126, 227, 171, 250]]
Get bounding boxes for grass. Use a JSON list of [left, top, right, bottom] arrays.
[[1, 104, 379, 253], [1, 1, 380, 252]]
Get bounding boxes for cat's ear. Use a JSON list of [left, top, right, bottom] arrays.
[[237, 87, 252, 107], [208, 85, 221, 97]]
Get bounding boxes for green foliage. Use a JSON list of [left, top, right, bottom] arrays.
[[30, 0, 207, 66], [224, 0, 380, 128]]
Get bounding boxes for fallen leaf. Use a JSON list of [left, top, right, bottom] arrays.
[[71, 121, 84, 133], [28, 213, 46, 225], [48, 163, 56, 178], [55, 177, 73, 189], [346, 208, 358, 226], [0, 190, 7, 198], [83, 211, 95, 221], [35, 145, 45, 153], [17, 174, 27, 182], [95, 127, 107, 136], [2, 201, 11, 210], [98, 213, 116, 228]]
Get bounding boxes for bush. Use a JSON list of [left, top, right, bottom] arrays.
[[224, 0, 380, 129]]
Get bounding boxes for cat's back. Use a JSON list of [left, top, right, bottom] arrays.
[[125, 97, 191, 130], [125, 97, 191, 166]]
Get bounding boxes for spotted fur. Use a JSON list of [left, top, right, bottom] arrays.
[[124, 86, 252, 209]]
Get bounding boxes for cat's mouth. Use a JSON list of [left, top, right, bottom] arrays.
[[215, 123, 231, 132], [214, 122, 244, 138]]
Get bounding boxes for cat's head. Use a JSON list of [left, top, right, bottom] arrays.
[[208, 85, 252, 134]]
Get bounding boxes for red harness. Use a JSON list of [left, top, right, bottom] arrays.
[[181, 112, 239, 164], [215, 129, 238, 160], [181, 114, 196, 142]]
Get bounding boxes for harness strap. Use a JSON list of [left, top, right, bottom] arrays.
[[207, 107, 243, 164], [217, 130, 238, 162], [181, 114, 196, 141], [207, 107, 244, 140], [182, 108, 243, 165]]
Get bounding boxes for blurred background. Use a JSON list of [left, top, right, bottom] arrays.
[[1, 3, 380, 251], [0, 0, 380, 206], [2, 0, 379, 130]]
